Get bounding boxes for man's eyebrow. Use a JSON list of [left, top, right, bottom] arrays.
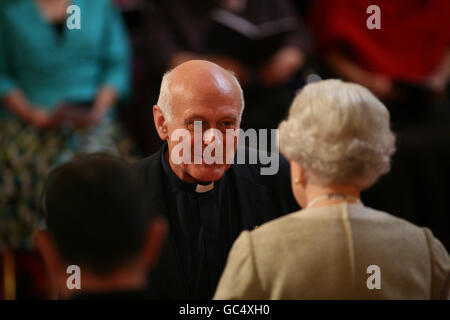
[[218, 116, 239, 122], [217, 113, 240, 121], [184, 114, 239, 121], [184, 114, 208, 122]]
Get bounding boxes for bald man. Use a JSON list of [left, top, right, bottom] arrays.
[[133, 60, 298, 299]]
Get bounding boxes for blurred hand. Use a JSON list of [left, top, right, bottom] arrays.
[[424, 49, 450, 94], [209, 56, 250, 85], [363, 73, 395, 99], [424, 72, 448, 94], [24, 107, 59, 130], [259, 46, 305, 87], [52, 105, 103, 129]]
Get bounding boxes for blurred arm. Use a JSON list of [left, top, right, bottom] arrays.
[[423, 228, 450, 299], [258, 0, 309, 87], [277, 0, 312, 55], [0, 8, 51, 127], [213, 231, 265, 300], [0, 7, 21, 117], [146, 0, 190, 71], [145, 1, 249, 81], [97, 0, 131, 115], [425, 48, 450, 93], [326, 51, 393, 99]]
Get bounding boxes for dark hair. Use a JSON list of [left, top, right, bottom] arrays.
[[44, 154, 151, 276]]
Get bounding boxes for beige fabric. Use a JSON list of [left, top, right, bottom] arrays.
[[214, 203, 450, 299]]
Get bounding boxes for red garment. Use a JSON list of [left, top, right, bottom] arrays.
[[309, 0, 450, 82]]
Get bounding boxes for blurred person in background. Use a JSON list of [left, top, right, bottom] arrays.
[[309, 0, 450, 124], [36, 155, 167, 299], [112, 0, 157, 155], [139, 0, 311, 154], [214, 80, 450, 300], [0, 0, 131, 298], [309, 0, 450, 252]]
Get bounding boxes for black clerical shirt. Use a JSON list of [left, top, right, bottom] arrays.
[[160, 145, 241, 299]]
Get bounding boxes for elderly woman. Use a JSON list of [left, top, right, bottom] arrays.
[[214, 79, 450, 299]]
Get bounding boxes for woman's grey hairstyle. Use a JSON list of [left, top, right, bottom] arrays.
[[279, 79, 396, 188], [157, 68, 245, 122]]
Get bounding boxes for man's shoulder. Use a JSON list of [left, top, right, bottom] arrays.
[[130, 149, 169, 214], [132, 150, 160, 169], [131, 150, 162, 184]]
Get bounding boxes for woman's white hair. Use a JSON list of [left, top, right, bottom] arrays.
[[279, 79, 396, 188], [156, 68, 245, 122]]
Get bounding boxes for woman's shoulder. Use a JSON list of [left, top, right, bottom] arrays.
[[251, 208, 304, 233], [249, 204, 354, 235], [249, 203, 431, 244], [348, 205, 428, 233]]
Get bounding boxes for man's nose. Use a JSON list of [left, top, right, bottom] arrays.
[[203, 128, 222, 146]]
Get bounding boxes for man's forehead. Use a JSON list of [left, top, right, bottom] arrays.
[[181, 104, 241, 121], [166, 62, 243, 121], [170, 62, 235, 86], [170, 86, 241, 119], [170, 74, 237, 98]]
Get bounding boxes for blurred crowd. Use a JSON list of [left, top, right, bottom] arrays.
[[0, 0, 449, 299]]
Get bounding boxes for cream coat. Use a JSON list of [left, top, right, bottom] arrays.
[[214, 203, 450, 299]]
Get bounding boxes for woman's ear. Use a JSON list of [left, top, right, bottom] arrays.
[[153, 105, 169, 140], [290, 160, 304, 184], [289, 160, 308, 208]]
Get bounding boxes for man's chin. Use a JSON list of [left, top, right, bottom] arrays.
[[187, 164, 229, 182]]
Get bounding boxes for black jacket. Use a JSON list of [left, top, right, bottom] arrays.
[[132, 147, 299, 299]]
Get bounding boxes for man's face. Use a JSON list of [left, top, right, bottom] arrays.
[[165, 80, 242, 183]]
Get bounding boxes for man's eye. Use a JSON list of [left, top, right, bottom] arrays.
[[222, 121, 234, 127], [187, 121, 200, 130]]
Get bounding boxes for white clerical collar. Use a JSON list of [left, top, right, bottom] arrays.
[[195, 182, 214, 193]]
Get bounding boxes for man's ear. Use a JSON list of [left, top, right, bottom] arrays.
[[35, 231, 66, 298], [140, 217, 168, 271], [153, 105, 169, 140]]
